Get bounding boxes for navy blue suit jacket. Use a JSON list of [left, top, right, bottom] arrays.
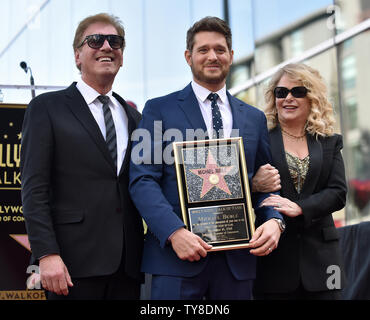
[[129, 83, 282, 280]]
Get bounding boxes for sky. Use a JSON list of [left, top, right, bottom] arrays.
[[0, 0, 333, 110]]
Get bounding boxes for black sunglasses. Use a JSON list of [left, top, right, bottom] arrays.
[[274, 86, 309, 99], [78, 34, 124, 50]]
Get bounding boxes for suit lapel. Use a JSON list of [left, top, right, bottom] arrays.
[[270, 126, 297, 197], [113, 92, 135, 176], [301, 133, 322, 196], [177, 85, 248, 139], [65, 83, 116, 171], [270, 126, 322, 198], [228, 92, 245, 138], [177, 83, 208, 136]]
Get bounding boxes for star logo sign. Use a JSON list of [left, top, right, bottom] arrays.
[[9, 234, 31, 252], [190, 151, 233, 198]]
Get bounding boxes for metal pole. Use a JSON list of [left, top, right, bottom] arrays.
[[223, 0, 231, 89], [0, 0, 50, 59]]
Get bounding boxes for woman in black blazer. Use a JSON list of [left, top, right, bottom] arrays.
[[252, 63, 347, 299]]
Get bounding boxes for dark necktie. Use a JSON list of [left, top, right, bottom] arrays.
[[98, 95, 117, 168], [207, 92, 224, 139]]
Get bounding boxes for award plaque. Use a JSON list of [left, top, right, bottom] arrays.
[[173, 137, 255, 251]]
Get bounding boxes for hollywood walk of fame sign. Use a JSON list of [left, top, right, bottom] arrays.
[[0, 103, 45, 299], [173, 137, 255, 251]]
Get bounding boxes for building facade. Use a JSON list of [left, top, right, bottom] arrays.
[[0, 0, 369, 225], [230, 0, 370, 225]]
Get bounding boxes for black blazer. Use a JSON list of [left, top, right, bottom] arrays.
[[254, 126, 347, 293], [21, 83, 143, 281]]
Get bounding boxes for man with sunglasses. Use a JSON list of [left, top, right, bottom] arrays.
[[21, 13, 143, 299]]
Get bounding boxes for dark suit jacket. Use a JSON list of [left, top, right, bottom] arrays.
[[129, 83, 282, 281], [254, 125, 347, 293], [21, 83, 143, 281]]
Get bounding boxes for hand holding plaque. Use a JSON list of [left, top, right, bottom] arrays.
[[170, 227, 213, 262], [173, 137, 255, 251]]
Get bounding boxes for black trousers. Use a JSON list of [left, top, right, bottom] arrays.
[[47, 266, 141, 300]]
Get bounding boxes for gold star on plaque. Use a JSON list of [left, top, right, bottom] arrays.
[[9, 122, 13, 127], [3, 134, 8, 139], [190, 151, 233, 198], [17, 132, 22, 140]]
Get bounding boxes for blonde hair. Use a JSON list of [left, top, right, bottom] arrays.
[[264, 63, 335, 137]]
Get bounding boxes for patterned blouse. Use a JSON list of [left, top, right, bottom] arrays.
[[285, 152, 310, 194]]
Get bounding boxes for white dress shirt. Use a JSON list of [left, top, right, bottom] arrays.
[[191, 81, 233, 138], [76, 79, 128, 176]]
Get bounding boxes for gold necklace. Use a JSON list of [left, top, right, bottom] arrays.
[[281, 128, 306, 140]]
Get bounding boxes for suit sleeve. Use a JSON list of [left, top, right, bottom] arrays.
[[296, 135, 347, 225], [251, 112, 283, 225], [21, 97, 60, 259], [129, 100, 185, 248]]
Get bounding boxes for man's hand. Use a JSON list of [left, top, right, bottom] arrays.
[[39, 254, 73, 295], [247, 219, 281, 256], [252, 164, 281, 193], [170, 228, 213, 262]]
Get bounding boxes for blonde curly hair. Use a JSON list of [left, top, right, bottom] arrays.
[[264, 63, 335, 137]]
